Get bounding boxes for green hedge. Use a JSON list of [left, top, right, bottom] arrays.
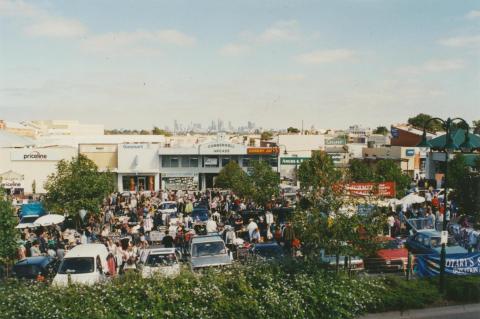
[[445, 276, 480, 303], [0, 261, 479, 319]]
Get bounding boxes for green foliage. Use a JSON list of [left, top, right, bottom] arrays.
[[0, 188, 18, 268], [248, 160, 280, 207], [152, 126, 172, 136], [348, 158, 374, 182], [287, 127, 300, 134], [44, 155, 114, 218], [374, 159, 411, 198], [215, 161, 251, 197], [445, 276, 480, 303], [373, 126, 389, 135], [408, 113, 444, 132], [260, 131, 273, 141]]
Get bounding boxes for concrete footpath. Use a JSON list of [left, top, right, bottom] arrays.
[[359, 303, 480, 319]]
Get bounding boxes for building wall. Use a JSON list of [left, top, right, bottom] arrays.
[[79, 144, 118, 171]]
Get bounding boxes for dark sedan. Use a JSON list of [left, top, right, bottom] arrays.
[[250, 242, 285, 261]]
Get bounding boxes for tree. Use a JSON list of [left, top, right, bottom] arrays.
[[44, 155, 114, 221], [374, 159, 411, 198], [260, 131, 273, 141], [215, 161, 251, 197], [248, 160, 280, 207], [152, 126, 172, 136], [287, 127, 300, 134], [139, 130, 151, 135], [348, 158, 374, 182], [373, 126, 389, 136], [407, 113, 444, 132], [0, 187, 19, 277]]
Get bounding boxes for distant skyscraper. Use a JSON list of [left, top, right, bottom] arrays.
[[217, 119, 224, 132]]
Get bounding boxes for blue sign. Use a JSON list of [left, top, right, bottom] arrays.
[[391, 127, 399, 139], [416, 253, 480, 277], [405, 149, 415, 157]]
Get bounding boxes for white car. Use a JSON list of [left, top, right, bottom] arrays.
[[52, 244, 109, 286], [158, 201, 178, 224], [140, 248, 181, 278]]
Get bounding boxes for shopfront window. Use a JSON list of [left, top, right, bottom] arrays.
[[122, 176, 155, 192]]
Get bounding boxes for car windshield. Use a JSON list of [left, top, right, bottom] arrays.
[[20, 216, 38, 224], [381, 240, 404, 249], [58, 257, 94, 274], [161, 203, 176, 210], [146, 254, 177, 267], [192, 241, 226, 257], [13, 265, 42, 278], [192, 211, 208, 222]]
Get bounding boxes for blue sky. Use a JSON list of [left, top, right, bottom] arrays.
[[0, 0, 479, 130]]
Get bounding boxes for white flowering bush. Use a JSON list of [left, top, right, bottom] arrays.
[[0, 261, 440, 319]]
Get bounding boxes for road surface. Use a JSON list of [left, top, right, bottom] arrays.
[[359, 303, 480, 319]]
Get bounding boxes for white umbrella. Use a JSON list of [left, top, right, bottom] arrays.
[[34, 214, 65, 227], [400, 193, 425, 205]]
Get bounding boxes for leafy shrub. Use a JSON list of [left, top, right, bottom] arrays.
[[445, 276, 480, 303]]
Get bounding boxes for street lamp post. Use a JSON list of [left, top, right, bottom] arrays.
[[417, 117, 473, 293]]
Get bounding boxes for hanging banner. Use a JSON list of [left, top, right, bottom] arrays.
[[343, 182, 396, 197], [416, 253, 480, 277]]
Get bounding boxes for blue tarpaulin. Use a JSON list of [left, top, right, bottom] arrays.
[[416, 253, 480, 277], [19, 202, 46, 218]]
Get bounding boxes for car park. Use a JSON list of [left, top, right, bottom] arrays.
[[12, 256, 59, 282], [189, 234, 233, 270], [139, 248, 181, 278], [52, 244, 109, 286], [406, 230, 468, 255]]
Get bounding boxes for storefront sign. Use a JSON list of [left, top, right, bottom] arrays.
[[280, 157, 309, 165], [416, 253, 480, 277], [10, 149, 68, 161], [405, 149, 415, 157], [325, 138, 346, 145], [122, 144, 144, 149], [327, 153, 345, 163], [343, 182, 396, 197], [247, 147, 279, 155], [200, 141, 247, 155], [0, 181, 24, 189], [162, 173, 198, 178], [204, 157, 218, 166]]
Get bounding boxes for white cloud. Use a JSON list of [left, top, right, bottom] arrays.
[[423, 59, 465, 72], [256, 20, 299, 43], [295, 49, 355, 64], [81, 29, 196, 56], [466, 10, 480, 19], [25, 17, 87, 38], [219, 43, 251, 56], [439, 35, 480, 47], [395, 59, 465, 76], [0, 0, 88, 38]]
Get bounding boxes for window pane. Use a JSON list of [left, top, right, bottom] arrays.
[[190, 157, 199, 167], [170, 157, 179, 167], [181, 156, 190, 167], [162, 156, 170, 167]]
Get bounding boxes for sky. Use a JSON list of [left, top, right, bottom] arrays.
[[0, 0, 479, 130]]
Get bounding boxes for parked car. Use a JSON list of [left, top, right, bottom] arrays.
[[319, 249, 364, 272], [250, 242, 285, 261], [52, 244, 109, 286], [139, 248, 181, 278], [12, 256, 59, 281], [365, 237, 408, 273], [406, 230, 468, 255], [15, 215, 39, 229], [189, 234, 233, 270]]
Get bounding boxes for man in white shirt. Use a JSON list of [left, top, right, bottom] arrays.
[[247, 219, 258, 242], [206, 218, 217, 233]]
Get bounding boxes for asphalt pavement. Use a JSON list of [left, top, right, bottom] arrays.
[[359, 303, 480, 319]]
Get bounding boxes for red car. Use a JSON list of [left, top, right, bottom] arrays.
[[365, 237, 408, 273]]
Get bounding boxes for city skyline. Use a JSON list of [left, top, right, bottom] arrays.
[[1, 0, 479, 129]]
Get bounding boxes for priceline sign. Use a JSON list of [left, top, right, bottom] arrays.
[[11, 149, 65, 161]]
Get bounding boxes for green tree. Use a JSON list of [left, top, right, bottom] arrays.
[[248, 160, 280, 207], [374, 159, 411, 198], [215, 161, 251, 197], [44, 155, 114, 221], [348, 158, 374, 182], [260, 131, 273, 141], [407, 113, 444, 132], [0, 187, 19, 277], [373, 126, 389, 135], [152, 126, 172, 136], [287, 127, 300, 134]]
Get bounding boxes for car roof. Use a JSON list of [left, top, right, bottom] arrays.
[[254, 242, 281, 248], [417, 230, 441, 237], [147, 248, 176, 254], [160, 201, 176, 205], [15, 256, 52, 266], [65, 244, 108, 258], [191, 235, 223, 244]]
